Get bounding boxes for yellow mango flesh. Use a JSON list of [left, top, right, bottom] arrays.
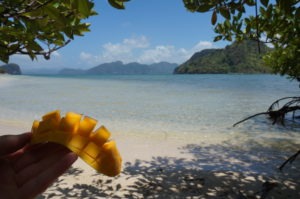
[[68, 134, 89, 150], [90, 126, 111, 146], [42, 110, 61, 122], [78, 116, 97, 136], [83, 142, 101, 159], [31, 110, 122, 177], [59, 112, 82, 133], [95, 141, 122, 177]]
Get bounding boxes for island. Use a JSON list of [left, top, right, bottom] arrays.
[[174, 40, 272, 74], [0, 63, 22, 75]]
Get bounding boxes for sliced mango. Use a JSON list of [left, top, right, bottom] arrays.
[[90, 126, 111, 146], [78, 116, 97, 136], [42, 110, 61, 122], [95, 141, 122, 177], [48, 130, 71, 146], [31, 110, 122, 177], [59, 112, 82, 134], [83, 142, 101, 159], [38, 118, 59, 134], [31, 120, 40, 134], [68, 134, 89, 150]]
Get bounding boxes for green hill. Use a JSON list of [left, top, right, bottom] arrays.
[[174, 40, 272, 74], [0, 63, 22, 75]]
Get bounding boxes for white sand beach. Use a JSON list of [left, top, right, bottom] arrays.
[[1, 124, 299, 199]]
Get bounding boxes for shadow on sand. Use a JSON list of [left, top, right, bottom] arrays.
[[39, 141, 300, 199]]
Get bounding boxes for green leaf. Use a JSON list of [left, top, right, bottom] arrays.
[[295, 7, 300, 19], [108, 0, 125, 9], [76, 0, 94, 18], [43, 6, 67, 27], [211, 10, 217, 25], [28, 41, 43, 52], [73, 23, 91, 36], [260, 0, 269, 7], [245, 24, 251, 33], [224, 20, 231, 29], [0, 47, 9, 63], [225, 34, 232, 41], [245, 0, 256, 6], [213, 35, 223, 42], [0, 6, 5, 13], [220, 7, 230, 20], [197, 5, 212, 12], [237, 5, 245, 13]]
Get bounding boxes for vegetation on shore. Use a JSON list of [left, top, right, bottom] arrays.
[[174, 40, 272, 74]]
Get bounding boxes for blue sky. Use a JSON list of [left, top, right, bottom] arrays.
[[9, 0, 232, 71]]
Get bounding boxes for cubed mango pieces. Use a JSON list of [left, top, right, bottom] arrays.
[[78, 116, 97, 136], [95, 141, 122, 177], [42, 110, 61, 122], [59, 112, 82, 133], [30, 110, 122, 177], [90, 126, 111, 146]]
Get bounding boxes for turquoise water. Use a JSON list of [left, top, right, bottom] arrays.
[[0, 74, 299, 146]]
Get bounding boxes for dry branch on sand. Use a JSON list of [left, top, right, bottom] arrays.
[[233, 96, 300, 170]]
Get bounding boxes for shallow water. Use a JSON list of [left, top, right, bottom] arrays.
[[0, 74, 299, 148]]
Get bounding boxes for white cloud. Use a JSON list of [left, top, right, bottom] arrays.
[[138, 41, 215, 64], [52, 51, 61, 57], [79, 36, 217, 65], [123, 36, 149, 48], [80, 52, 93, 60], [102, 35, 149, 55], [139, 45, 178, 63], [192, 41, 214, 51], [80, 35, 150, 65]]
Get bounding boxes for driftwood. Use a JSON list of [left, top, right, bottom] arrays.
[[279, 150, 300, 171], [233, 96, 300, 170], [233, 97, 300, 127]]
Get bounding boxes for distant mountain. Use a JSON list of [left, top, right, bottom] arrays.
[[174, 40, 272, 74], [0, 63, 22, 75], [59, 61, 178, 75]]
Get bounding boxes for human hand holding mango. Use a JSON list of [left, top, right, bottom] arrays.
[[0, 133, 77, 198], [31, 110, 122, 177]]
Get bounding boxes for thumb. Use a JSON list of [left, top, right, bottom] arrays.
[[0, 133, 32, 157]]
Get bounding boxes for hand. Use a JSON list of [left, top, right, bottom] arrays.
[[0, 132, 78, 199]]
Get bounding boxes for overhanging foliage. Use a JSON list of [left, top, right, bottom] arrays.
[[182, 0, 300, 80]]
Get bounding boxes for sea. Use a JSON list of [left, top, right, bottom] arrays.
[[0, 74, 299, 150]]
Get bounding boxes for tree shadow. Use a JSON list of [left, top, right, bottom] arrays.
[[37, 166, 123, 199], [122, 142, 299, 199], [38, 142, 300, 199]]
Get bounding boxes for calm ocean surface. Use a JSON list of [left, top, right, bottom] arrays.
[[0, 74, 299, 147]]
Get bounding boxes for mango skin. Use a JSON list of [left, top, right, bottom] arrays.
[[31, 110, 122, 177]]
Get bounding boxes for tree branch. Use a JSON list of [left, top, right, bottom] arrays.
[[279, 150, 300, 171], [16, 39, 71, 59]]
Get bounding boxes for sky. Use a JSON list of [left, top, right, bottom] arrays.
[[7, 0, 232, 72]]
